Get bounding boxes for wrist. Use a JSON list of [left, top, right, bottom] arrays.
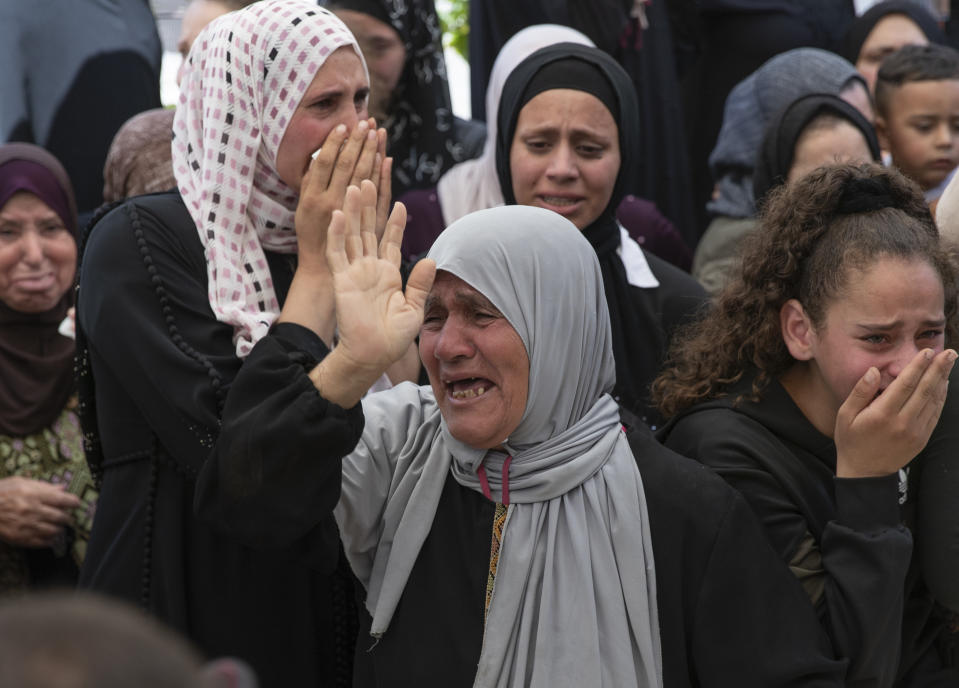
[[835, 451, 904, 479], [309, 345, 383, 409]]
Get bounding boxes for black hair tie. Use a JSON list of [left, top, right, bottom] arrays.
[[835, 177, 897, 214]]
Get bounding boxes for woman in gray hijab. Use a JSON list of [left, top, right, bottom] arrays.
[[694, 48, 872, 297], [196, 183, 847, 686]]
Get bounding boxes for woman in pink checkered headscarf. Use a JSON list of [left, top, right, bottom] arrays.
[[74, 2, 391, 683]]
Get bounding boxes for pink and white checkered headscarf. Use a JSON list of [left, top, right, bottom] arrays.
[[172, 0, 365, 356]]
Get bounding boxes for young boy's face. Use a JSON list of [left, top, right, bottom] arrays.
[[877, 79, 959, 191]]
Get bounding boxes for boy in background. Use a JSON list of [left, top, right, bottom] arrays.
[[875, 43, 959, 203]]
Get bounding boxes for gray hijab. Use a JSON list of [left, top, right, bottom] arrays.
[[708, 48, 865, 218], [336, 205, 662, 687]]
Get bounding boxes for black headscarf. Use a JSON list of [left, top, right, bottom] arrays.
[[494, 43, 653, 417], [323, 0, 470, 196], [0, 143, 77, 436], [842, 1, 945, 64], [753, 93, 882, 205]]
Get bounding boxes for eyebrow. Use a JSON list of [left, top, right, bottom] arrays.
[[424, 289, 501, 313], [856, 318, 946, 330], [304, 84, 369, 101], [518, 123, 612, 140]]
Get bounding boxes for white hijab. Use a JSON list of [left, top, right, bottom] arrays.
[[336, 205, 663, 688], [435, 25, 594, 225], [172, 0, 366, 356]]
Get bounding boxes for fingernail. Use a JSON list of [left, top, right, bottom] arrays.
[[864, 367, 878, 383], [358, 120, 369, 132], [368, 129, 376, 141], [335, 124, 346, 134], [948, 349, 958, 362], [925, 349, 934, 360]]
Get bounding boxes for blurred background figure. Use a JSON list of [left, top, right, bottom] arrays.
[[102, 1, 260, 208], [176, 0, 260, 84], [693, 48, 871, 296], [0, 143, 96, 595], [694, 92, 881, 297], [842, 0, 945, 93], [751, 93, 881, 208], [323, 0, 486, 196], [102, 109, 178, 205], [0, 0, 162, 227], [0, 591, 257, 688]]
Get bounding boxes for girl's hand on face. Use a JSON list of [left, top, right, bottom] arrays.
[[835, 348, 958, 478], [293, 119, 383, 275], [311, 180, 435, 408]]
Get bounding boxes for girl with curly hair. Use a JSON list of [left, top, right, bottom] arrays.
[[655, 162, 959, 685]]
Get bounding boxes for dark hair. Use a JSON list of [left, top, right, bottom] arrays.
[[875, 43, 959, 116], [653, 163, 957, 418]]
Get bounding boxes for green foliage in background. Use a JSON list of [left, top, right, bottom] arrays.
[[438, 0, 469, 59]]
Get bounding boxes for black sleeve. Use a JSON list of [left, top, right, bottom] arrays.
[[194, 323, 364, 550], [662, 410, 913, 687], [917, 366, 959, 612], [78, 197, 243, 474], [632, 431, 846, 687], [692, 490, 847, 687]]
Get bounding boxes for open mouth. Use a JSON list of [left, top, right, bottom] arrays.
[[445, 377, 494, 400]]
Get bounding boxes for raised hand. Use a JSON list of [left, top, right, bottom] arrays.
[[282, 118, 389, 344], [0, 476, 81, 549], [835, 348, 957, 478], [310, 180, 435, 408]]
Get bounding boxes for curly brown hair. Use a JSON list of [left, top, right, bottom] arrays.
[[653, 162, 958, 419]]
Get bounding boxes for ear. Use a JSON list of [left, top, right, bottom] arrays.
[[874, 115, 890, 152], [780, 299, 816, 361]]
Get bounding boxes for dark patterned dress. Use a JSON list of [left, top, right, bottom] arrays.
[[0, 402, 97, 593]]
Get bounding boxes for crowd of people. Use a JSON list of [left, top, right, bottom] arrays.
[[2, 0, 959, 686]]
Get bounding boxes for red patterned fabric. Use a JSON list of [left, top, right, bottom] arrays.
[[172, 0, 366, 356]]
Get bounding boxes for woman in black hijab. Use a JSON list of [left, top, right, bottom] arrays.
[[324, 0, 485, 196], [753, 93, 882, 206], [842, 0, 945, 92], [494, 42, 707, 429]]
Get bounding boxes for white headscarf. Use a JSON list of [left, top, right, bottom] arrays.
[[337, 205, 662, 688], [435, 25, 594, 226], [172, 0, 366, 356]]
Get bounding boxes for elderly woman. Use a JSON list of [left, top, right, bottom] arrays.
[[75, 2, 393, 683], [491, 42, 705, 428], [196, 183, 849, 686], [0, 143, 96, 593]]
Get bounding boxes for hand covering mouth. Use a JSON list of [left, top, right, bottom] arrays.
[[446, 377, 494, 399]]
